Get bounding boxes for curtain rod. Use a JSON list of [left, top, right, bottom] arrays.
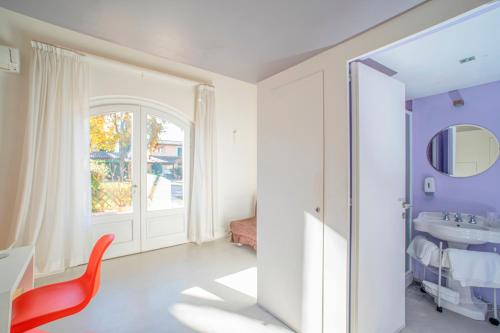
[[32, 40, 87, 56], [31, 40, 213, 86]]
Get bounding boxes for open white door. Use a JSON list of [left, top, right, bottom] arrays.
[[350, 62, 406, 333]]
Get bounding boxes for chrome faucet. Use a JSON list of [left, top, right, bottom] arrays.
[[443, 212, 450, 221], [454, 212, 463, 222], [469, 215, 477, 224]]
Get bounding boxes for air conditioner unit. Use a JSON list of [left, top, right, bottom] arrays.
[[0, 45, 20, 73]]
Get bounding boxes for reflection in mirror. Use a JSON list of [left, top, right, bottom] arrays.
[[427, 124, 499, 177]]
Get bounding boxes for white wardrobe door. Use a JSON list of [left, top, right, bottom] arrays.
[[258, 71, 324, 333]]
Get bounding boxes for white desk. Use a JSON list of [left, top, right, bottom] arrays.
[[0, 246, 35, 333]]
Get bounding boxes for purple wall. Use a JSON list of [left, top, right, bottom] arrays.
[[412, 80, 500, 305], [412, 80, 500, 216]]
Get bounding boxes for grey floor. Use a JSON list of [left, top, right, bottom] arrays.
[[37, 239, 292, 333], [36, 240, 499, 333], [403, 284, 499, 333]]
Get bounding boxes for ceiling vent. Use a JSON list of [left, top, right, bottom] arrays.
[[458, 56, 476, 64], [448, 90, 464, 107]]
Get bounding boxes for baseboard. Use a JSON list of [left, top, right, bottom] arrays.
[[405, 270, 414, 288], [256, 302, 295, 332], [396, 323, 406, 333], [35, 266, 69, 280], [214, 228, 229, 240]]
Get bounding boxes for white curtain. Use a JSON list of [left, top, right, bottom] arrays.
[[189, 85, 218, 243], [13, 41, 91, 274]]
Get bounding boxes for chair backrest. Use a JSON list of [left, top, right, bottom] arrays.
[[83, 234, 115, 298]]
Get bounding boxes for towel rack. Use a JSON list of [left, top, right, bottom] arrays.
[[437, 241, 443, 312]]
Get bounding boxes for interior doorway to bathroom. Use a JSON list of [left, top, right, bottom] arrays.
[[349, 2, 500, 332]]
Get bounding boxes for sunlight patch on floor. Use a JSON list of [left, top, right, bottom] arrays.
[[215, 267, 257, 299], [170, 303, 292, 333], [181, 286, 224, 302]]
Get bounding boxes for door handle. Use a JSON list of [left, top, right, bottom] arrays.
[[398, 198, 412, 209]]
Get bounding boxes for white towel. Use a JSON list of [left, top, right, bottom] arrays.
[[407, 236, 440, 266], [422, 280, 460, 305], [447, 248, 500, 288]]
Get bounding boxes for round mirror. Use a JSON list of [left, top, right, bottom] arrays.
[[427, 124, 499, 177]]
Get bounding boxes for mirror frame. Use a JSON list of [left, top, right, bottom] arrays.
[[426, 123, 500, 178]]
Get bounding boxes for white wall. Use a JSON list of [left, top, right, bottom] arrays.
[[257, 1, 488, 332], [0, 7, 257, 247]]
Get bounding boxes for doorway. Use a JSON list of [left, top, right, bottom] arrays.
[[349, 2, 500, 332], [89, 99, 191, 258]]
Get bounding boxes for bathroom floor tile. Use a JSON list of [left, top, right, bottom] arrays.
[[403, 284, 499, 332]]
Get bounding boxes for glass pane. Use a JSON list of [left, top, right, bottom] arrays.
[[146, 115, 184, 211], [90, 112, 133, 214]]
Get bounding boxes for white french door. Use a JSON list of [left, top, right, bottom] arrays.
[[90, 104, 141, 258], [90, 103, 190, 258], [140, 106, 190, 251]]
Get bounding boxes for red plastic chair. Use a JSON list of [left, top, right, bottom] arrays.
[[10, 234, 115, 333]]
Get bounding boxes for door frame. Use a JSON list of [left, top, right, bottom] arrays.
[[90, 96, 190, 123], [405, 111, 413, 279], [90, 95, 192, 257]]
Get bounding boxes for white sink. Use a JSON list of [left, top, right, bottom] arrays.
[[413, 212, 500, 320], [413, 211, 500, 248]]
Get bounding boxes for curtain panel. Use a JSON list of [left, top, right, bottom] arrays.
[[13, 41, 91, 274], [188, 85, 218, 243]]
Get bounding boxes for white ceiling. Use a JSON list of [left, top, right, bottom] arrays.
[[0, 0, 424, 83], [369, 5, 500, 99]]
